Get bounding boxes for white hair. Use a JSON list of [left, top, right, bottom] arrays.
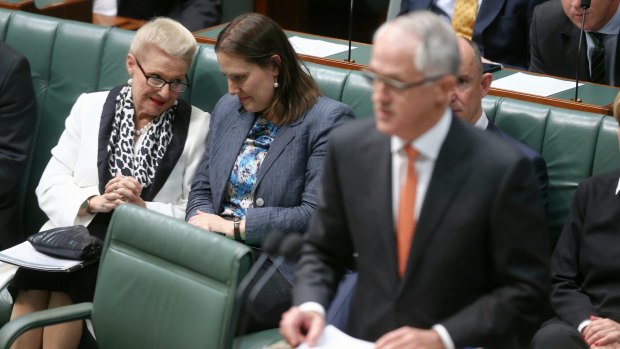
[[129, 17, 197, 66], [374, 11, 460, 77]]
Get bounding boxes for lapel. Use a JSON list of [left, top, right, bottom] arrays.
[[254, 113, 304, 188], [141, 99, 191, 201], [97, 86, 123, 195], [362, 128, 398, 287], [615, 29, 620, 85], [561, 20, 589, 81], [211, 106, 256, 211], [397, 117, 473, 293], [474, 0, 505, 37]]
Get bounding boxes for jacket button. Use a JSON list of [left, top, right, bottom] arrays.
[[255, 198, 265, 207]]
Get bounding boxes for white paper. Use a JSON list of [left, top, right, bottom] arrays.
[[0, 242, 84, 272], [491, 72, 583, 97], [296, 325, 374, 349], [288, 36, 357, 58]]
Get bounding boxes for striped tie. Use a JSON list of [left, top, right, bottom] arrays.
[[451, 0, 478, 40], [397, 145, 417, 277], [589, 32, 607, 85]]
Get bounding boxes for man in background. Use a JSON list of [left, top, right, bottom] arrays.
[[94, 0, 221, 32], [530, 0, 620, 86], [399, 0, 547, 68], [452, 36, 549, 209], [0, 42, 36, 248], [280, 11, 549, 349]]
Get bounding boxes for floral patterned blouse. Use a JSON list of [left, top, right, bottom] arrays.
[[221, 116, 278, 218]]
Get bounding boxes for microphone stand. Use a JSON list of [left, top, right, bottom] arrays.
[[574, 1, 590, 102], [346, 0, 355, 63]]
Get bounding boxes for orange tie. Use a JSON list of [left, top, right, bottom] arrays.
[[397, 145, 417, 277], [451, 0, 478, 40]]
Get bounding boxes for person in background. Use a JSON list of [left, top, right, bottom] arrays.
[[530, 0, 620, 86], [399, 0, 547, 69], [94, 0, 221, 31], [280, 11, 549, 349], [8, 17, 210, 349], [529, 94, 620, 349], [0, 42, 37, 249], [186, 13, 355, 333], [451, 36, 549, 210]]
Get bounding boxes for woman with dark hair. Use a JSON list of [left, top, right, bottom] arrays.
[[186, 13, 355, 331]]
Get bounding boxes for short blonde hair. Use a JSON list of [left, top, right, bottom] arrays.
[[614, 91, 620, 124], [129, 17, 197, 66]]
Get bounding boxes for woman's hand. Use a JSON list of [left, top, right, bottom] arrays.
[[188, 210, 234, 237], [104, 173, 145, 207], [86, 193, 124, 214]]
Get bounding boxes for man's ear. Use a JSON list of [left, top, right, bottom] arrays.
[[480, 72, 492, 98]]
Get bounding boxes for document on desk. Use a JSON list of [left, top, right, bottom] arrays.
[[491, 72, 583, 97], [0, 242, 87, 272], [296, 325, 374, 349], [289, 36, 357, 58]]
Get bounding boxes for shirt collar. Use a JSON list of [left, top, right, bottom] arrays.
[[589, 5, 620, 35], [391, 107, 452, 161], [473, 110, 488, 130], [616, 177, 620, 195]]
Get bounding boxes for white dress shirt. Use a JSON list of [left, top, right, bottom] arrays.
[[434, 0, 484, 19]]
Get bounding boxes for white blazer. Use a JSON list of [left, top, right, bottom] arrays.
[[36, 90, 210, 230]]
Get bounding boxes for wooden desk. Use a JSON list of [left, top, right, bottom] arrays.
[[194, 25, 618, 115], [92, 13, 144, 30], [0, 0, 91, 22]]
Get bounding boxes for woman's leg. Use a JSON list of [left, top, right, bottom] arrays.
[[42, 292, 81, 349], [10, 290, 51, 349]]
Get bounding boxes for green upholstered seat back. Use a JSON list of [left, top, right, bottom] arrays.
[[483, 96, 620, 242], [94, 205, 253, 349]]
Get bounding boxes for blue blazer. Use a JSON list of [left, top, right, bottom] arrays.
[[399, 0, 546, 68], [186, 94, 355, 249]]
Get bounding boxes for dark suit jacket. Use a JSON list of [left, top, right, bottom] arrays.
[[486, 120, 549, 210], [294, 116, 550, 348], [550, 169, 620, 328], [399, 0, 545, 68], [529, 0, 620, 86], [118, 0, 221, 31], [0, 42, 36, 248]]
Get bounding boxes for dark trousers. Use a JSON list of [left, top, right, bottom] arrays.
[[531, 318, 588, 349]]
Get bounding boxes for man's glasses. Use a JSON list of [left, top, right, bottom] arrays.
[[135, 59, 190, 93], [361, 69, 444, 92]]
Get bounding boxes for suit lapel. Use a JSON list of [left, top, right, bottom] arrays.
[[254, 115, 303, 187], [141, 100, 191, 201], [474, 0, 505, 37], [97, 86, 123, 194], [561, 20, 589, 81], [615, 28, 620, 85], [362, 129, 399, 287], [211, 108, 256, 211], [398, 117, 473, 291]]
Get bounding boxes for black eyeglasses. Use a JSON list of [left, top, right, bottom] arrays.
[[135, 60, 190, 93], [361, 69, 444, 92]]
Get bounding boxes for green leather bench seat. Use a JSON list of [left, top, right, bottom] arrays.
[[2, 8, 620, 348]]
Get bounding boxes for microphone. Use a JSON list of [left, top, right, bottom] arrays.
[[237, 233, 304, 335], [235, 231, 284, 312], [246, 233, 304, 304], [346, 0, 355, 63], [573, 0, 591, 102]]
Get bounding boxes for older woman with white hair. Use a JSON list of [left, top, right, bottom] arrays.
[[8, 17, 209, 349]]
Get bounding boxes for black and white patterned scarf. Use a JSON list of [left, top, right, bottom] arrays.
[[107, 86, 175, 188]]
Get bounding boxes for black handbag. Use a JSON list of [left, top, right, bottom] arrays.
[[27, 225, 103, 261]]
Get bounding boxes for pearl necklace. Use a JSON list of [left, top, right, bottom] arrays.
[[135, 121, 152, 136]]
